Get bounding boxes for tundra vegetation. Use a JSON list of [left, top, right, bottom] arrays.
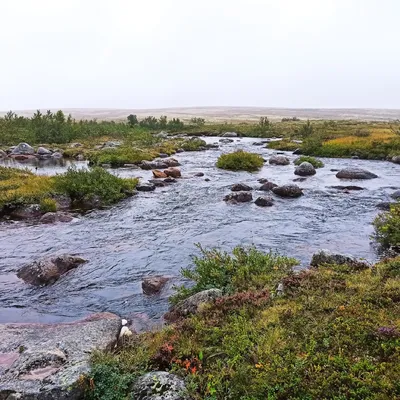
[[216, 150, 264, 171]]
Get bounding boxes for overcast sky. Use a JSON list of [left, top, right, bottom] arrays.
[[1, 0, 400, 111]]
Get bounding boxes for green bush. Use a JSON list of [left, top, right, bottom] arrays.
[[373, 204, 400, 250], [39, 198, 57, 213], [54, 167, 137, 205], [88, 147, 156, 167], [294, 156, 324, 168], [216, 150, 264, 171], [180, 138, 207, 151]]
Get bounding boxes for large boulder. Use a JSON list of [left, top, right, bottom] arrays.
[[17, 255, 87, 286], [131, 371, 187, 400], [272, 184, 303, 198], [310, 250, 370, 270], [336, 168, 378, 180], [0, 313, 121, 400], [11, 143, 35, 155], [294, 162, 316, 176], [164, 167, 181, 178], [142, 276, 169, 295], [224, 192, 253, 203], [269, 155, 290, 165], [255, 196, 274, 207], [231, 183, 253, 192], [392, 155, 400, 164], [259, 182, 278, 191]]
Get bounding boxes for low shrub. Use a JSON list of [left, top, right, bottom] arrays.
[[39, 198, 57, 213], [373, 204, 400, 250], [53, 167, 137, 205], [216, 150, 264, 171], [267, 140, 299, 151], [180, 138, 207, 151], [294, 155, 324, 168], [88, 147, 156, 167]]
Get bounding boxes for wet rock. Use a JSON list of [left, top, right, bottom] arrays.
[[376, 202, 394, 211], [269, 155, 290, 165], [391, 190, 400, 200], [158, 153, 169, 158], [259, 182, 278, 191], [51, 152, 63, 159], [166, 289, 223, 322], [148, 179, 166, 187], [352, 155, 360, 159], [272, 184, 303, 198], [222, 132, 238, 137], [258, 178, 269, 184], [39, 212, 73, 224], [140, 160, 168, 170], [194, 172, 204, 177], [152, 170, 167, 179], [137, 183, 156, 192], [331, 185, 364, 191], [164, 177, 177, 183], [294, 162, 316, 176], [330, 169, 340, 172], [392, 155, 400, 164], [37, 147, 52, 156], [9, 204, 42, 220], [231, 183, 253, 192], [224, 192, 253, 203], [310, 249, 370, 270], [131, 371, 187, 400], [253, 142, 264, 146], [293, 177, 307, 182], [204, 178, 210, 182], [205, 143, 219, 149], [11, 143, 35, 155], [17, 255, 87, 286], [164, 167, 181, 178], [0, 313, 120, 400], [255, 196, 274, 207], [293, 148, 302, 155], [176, 148, 184, 153], [0, 150, 7, 158], [336, 168, 378, 180], [219, 138, 234, 144], [142, 276, 169, 295]]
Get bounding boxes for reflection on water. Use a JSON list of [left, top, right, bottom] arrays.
[[0, 137, 399, 323]]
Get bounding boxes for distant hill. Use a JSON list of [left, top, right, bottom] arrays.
[[1, 107, 400, 122]]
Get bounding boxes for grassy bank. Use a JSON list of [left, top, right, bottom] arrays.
[[85, 246, 400, 400]]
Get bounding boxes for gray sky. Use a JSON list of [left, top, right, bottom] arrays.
[[1, 0, 400, 111]]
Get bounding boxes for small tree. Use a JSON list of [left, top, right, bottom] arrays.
[[127, 114, 138, 127], [159, 115, 168, 129]]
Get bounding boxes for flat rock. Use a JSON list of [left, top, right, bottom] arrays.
[[140, 160, 168, 170], [17, 255, 86, 286], [255, 196, 274, 207], [137, 183, 156, 192], [310, 249, 370, 270], [164, 178, 177, 183], [293, 177, 307, 182], [0, 313, 120, 400], [336, 168, 378, 180], [224, 192, 253, 203], [272, 184, 303, 198], [269, 155, 290, 165], [219, 138, 234, 144], [231, 183, 253, 192], [331, 185, 364, 191], [142, 276, 169, 295]]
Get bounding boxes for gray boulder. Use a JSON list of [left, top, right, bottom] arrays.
[[390, 190, 400, 200], [231, 183, 253, 192], [259, 182, 278, 191], [11, 143, 35, 155], [224, 192, 253, 203], [219, 138, 234, 144], [272, 184, 303, 198], [37, 147, 52, 156], [336, 168, 378, 180], [269, 155, 290, 165], [155, 131, 168, 138], [255, 196, 274, 207], [51, 152, 63, 159], [294, 162, 316, 176], [310, 250, 370, 270], [131, 371, 187, 400], [17, 255, 86, 286], [392, 155, 400, 164], [0, 313, 121, 400], [222, 132, 238, 137]]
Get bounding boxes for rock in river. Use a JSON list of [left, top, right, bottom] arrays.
[[336, 168, 378, 180], [310, 249, 370, 270], [164, 167, 181, 178], [142, 276, 169, 295], [294, 162, 316, 176], [259, 182, 278, 191], [17, 254, 87, 286], [272, 184, 303, 198], [269, 155, 290, 165], [255, 196, 274, 207], [152, 169, 167, 178], [391, 190, 400, 200], [231, 183, 253, 191], [0, 312, 121, 400], [224, 192, 253, 203], [392, 155, 400, 164], [137, 182, 156, 192], [11, 142, 35, 155]]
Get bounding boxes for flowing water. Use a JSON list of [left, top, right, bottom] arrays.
[[0, 137, 399, 325]]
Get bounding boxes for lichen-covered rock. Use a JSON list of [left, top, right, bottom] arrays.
[[142, 276, 169, 295], [0, 313, 120, 400], [131, 371, 187, 400], [272, 184, 303, 198], [17, 255, 86, 286], [224, 192, 253, 203], [269, 155, 290, 166], [310, 250, 370, 270], [231, 183, 253, 192], [294, 162, 316, 176], [336, 168, 378, 180], [255, 196, 274, 207], [11, 143, 35, 155]]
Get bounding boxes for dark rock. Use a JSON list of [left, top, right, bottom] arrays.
[[392, 155, 400, 164], [293, 177, 307, 182], [0, 313, 120, 399], [252, 142, 264, 146], [257, 178, 269, 184], [255, 196, 274, 207], [164, 167, 181, 178], [11, 143, 34, 155], [272, 184, 303, 198], [259, 182, 278, 191], [158, 153, 169, 158], [9, 204, 42, 220], [331, 185, 364, 191], [224, 192, 253, 203], [330, 169, 340, 172], [164, 178, 177, 183], [176, 148, 184, 153], [205, 143, 219, 149], [142, 276, 169, 295], [219, 138, 234, 144], [148, 179, 166, 187], [336, 168, 378, 180], [293, 148, 302, 155], [194, 172, 204, 177], [137, 183, 156, 192], [40, 212, 73, 224], [204, 178, 210, 182], [310, 250, 370, 270], [163, 158, 181, 167], [376, 202, 394, 211], [131, 371, 187, 400], [269, 155, 290, 165], [231, 183, 253, 192], [17, 255, 87, 286], [391, 190, 400, 200], [352, 155, 360, 159], [294, 162, 316, 176], [140, 160, 168, 170], [222, 132, 238, 137]]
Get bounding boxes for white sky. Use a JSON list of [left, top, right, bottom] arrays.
[[1, 0, 400, 110]]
